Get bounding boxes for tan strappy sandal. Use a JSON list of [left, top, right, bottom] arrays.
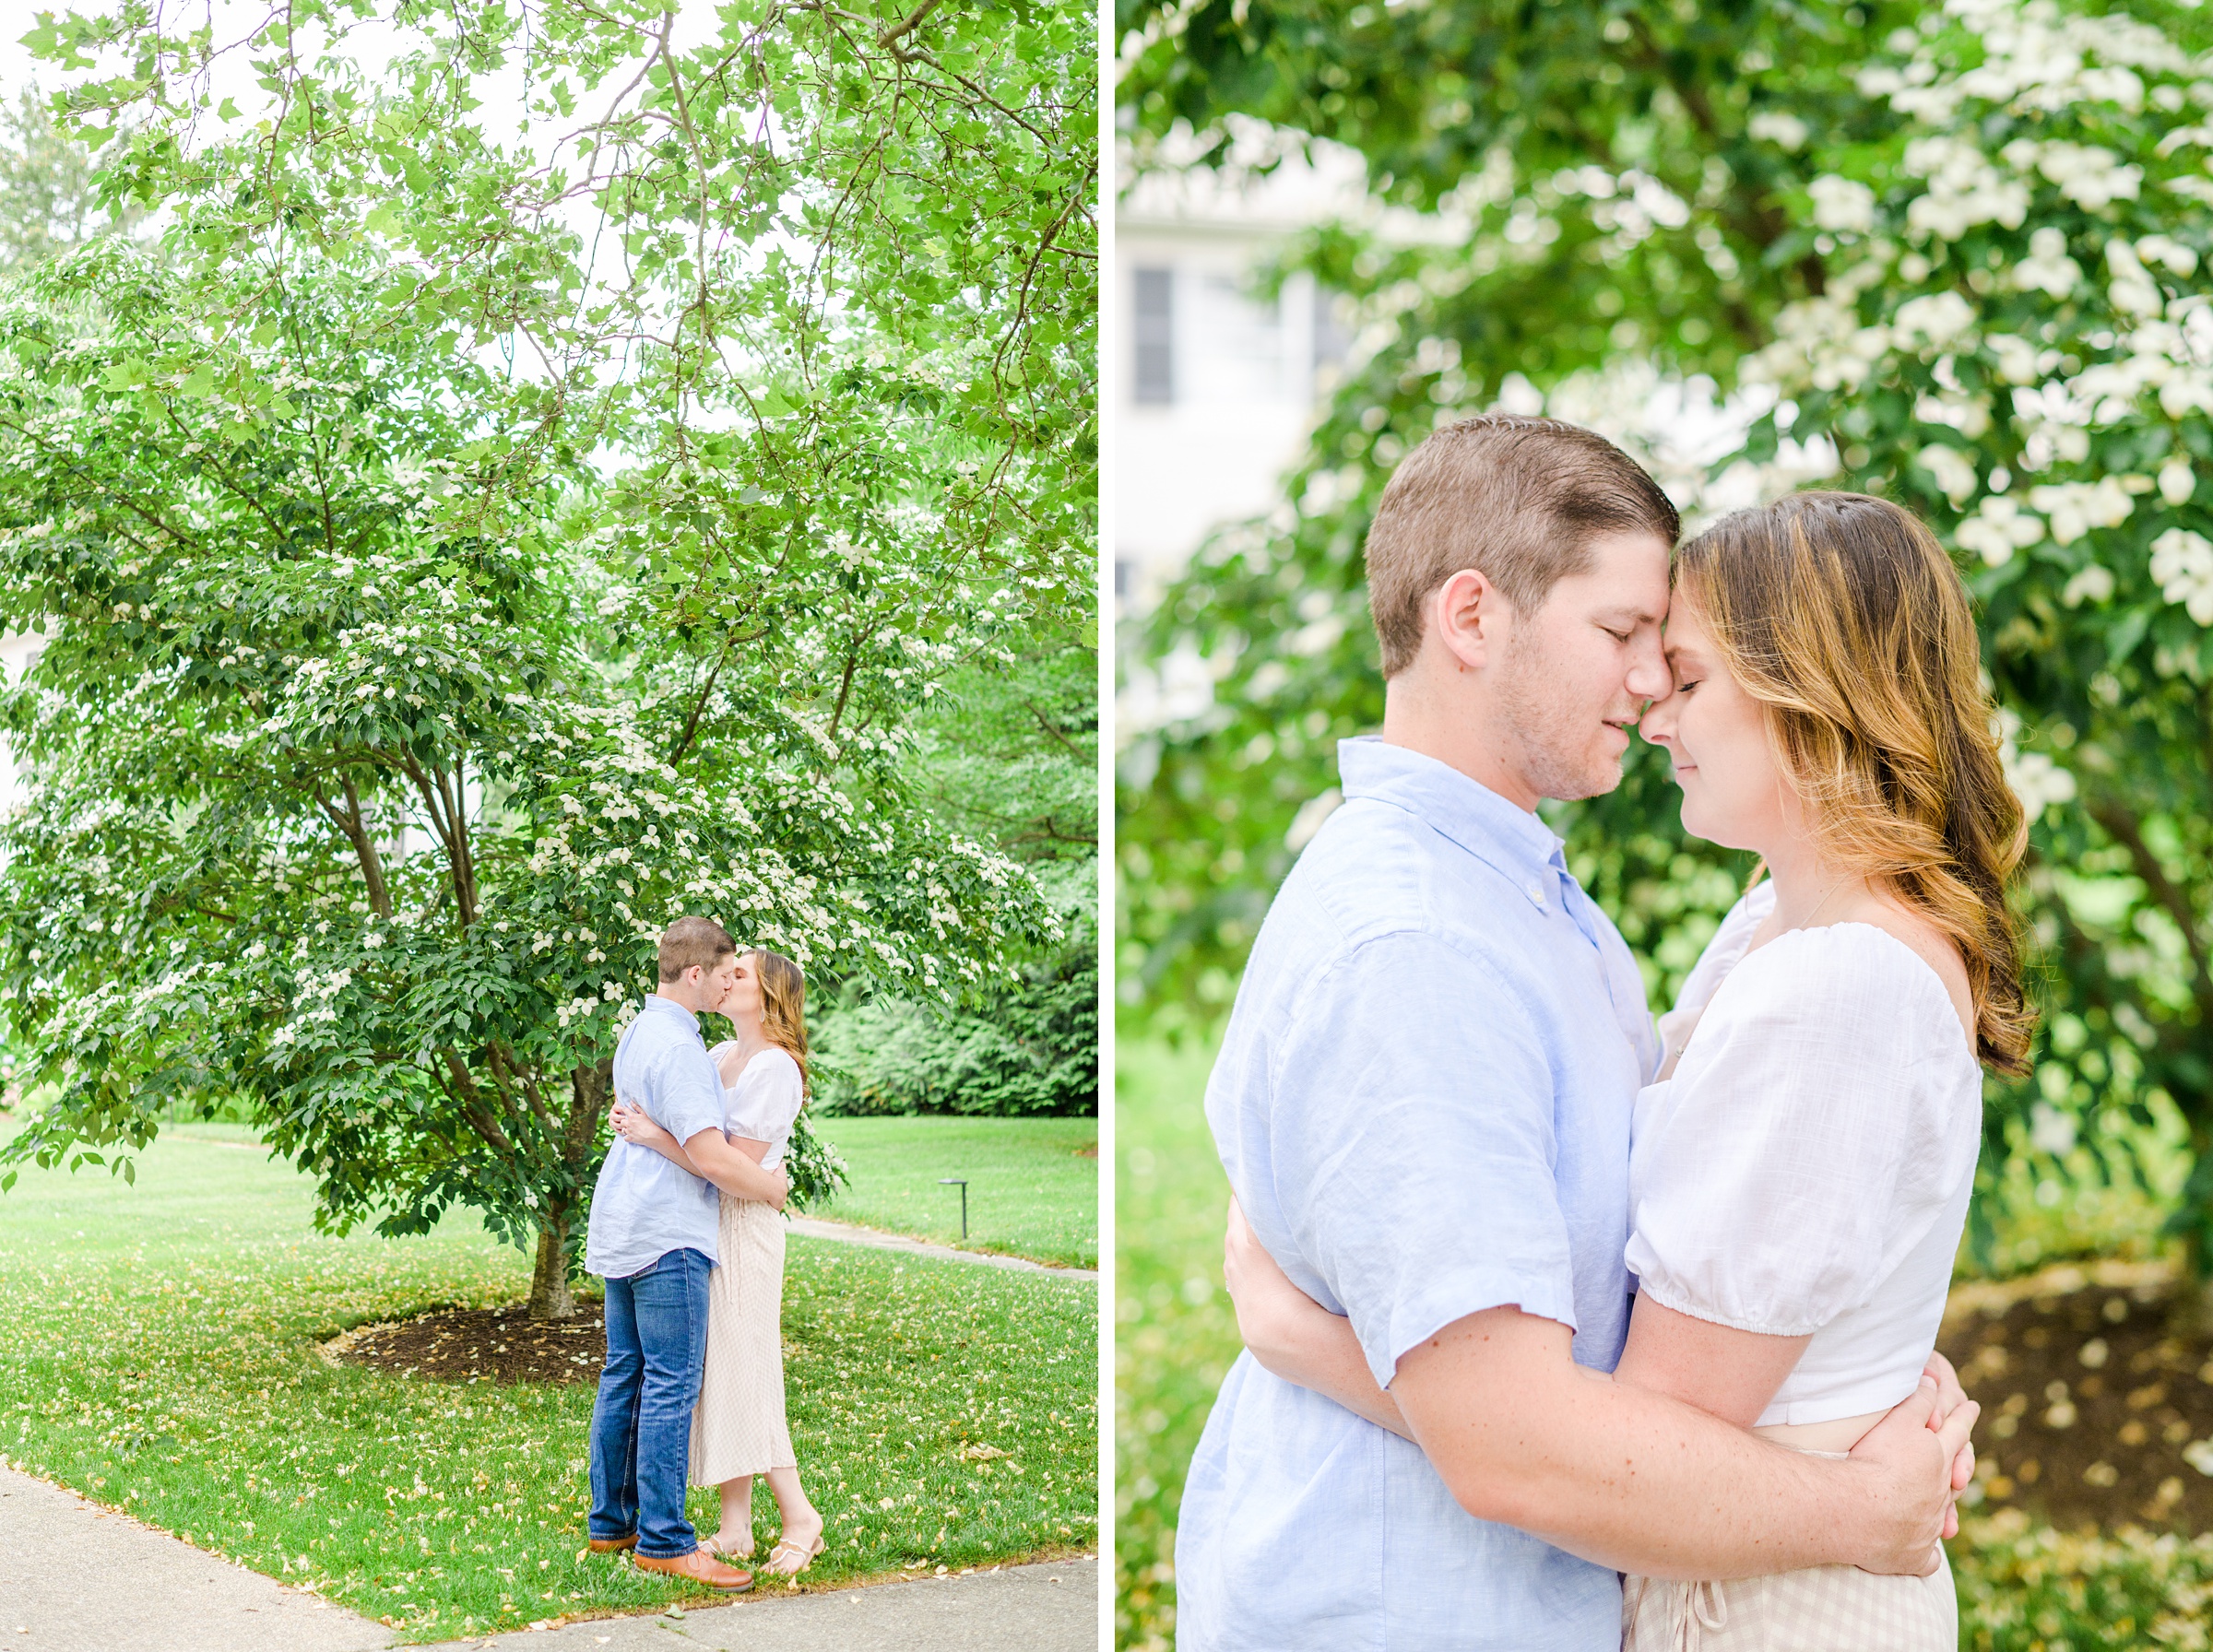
[[765, 1532, 825, 1576]]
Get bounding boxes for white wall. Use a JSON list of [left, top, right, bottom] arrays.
[[1113, 148, 1367, 621]]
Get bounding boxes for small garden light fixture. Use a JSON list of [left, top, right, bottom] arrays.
[[939, 1177, 969, 1240]]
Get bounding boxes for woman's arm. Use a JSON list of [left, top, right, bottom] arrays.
[[1223, 1197, 1416, 1439], [1612, 1295, 1809, 1428]]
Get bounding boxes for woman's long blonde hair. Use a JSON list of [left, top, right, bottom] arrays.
[[1673, 490, 2034, 1074], [747, 948, 811, 1097]]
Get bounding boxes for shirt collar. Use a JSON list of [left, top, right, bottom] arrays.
[[1337, 735, 1566, 909], [641, 994, 702, 1034]]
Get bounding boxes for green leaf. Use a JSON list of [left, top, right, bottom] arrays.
[[179, 365, 216, 398]]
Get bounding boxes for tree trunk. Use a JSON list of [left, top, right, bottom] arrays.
[[528, 1201, 577, 1321]]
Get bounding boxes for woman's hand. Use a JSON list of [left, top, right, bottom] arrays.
[[1923, 1349, 1976, 1538], [610, 1101, 677, 1154], [1224, 1195, 1412, 1438], [763, 1166, 790, 1211]]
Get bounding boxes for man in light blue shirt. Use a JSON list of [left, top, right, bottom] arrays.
[[1177, 418, 1973, 1650], [585, 916, 788, 1592]]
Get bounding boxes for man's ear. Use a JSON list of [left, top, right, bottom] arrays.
[[1428, 568, 1509, 673]]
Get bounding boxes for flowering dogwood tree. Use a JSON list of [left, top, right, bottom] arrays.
[[1121, 0, 2213, 1266], [1, 0, 1093, 1317]]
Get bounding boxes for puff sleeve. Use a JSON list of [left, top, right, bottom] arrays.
[[1624, 926, 1980, 1338]]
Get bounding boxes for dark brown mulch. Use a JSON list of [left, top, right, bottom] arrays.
[[327, 1304, 607, 1386], [1939, 1272, 2213, 1531]]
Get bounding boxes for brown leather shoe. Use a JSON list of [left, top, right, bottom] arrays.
[[632, 1548, 753, 1592], [587, 1532, 638, 1553]]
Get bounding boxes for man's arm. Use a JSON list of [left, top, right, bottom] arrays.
[[1391, 1308, 1971, 1581], [682, 1127, 789, 1209], [1227, 1198, 1976, 1570]]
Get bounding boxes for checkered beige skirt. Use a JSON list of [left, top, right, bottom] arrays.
[[1623, 1537, 1956, 1650], [687, 1196, 797, 1485]]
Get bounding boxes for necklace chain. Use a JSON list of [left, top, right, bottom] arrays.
[[1802, 873, 1853, 928]]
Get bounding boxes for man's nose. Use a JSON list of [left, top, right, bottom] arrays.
[[1625, 655, 1671, 702]]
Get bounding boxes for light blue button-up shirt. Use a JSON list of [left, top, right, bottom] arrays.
[[1176, 737, 1659, 1652], [583, 995, 728, 1280]]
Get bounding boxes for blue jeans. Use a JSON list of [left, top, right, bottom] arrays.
[[589, 1246, 711, 1558]]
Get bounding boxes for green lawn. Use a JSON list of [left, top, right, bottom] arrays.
[[0, 1122, 1096, 1643], [1113, 1035, 2204, 1652], [811, 1115, 1097, 1269]]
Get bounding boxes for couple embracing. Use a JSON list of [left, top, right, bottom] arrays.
[[580, 916, 827, 1592], [1180, 418, 2017, 1650]]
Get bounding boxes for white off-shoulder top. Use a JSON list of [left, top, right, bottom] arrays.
[[1625, 882, 1983, 1427], [707, 1043, 805, 1173]]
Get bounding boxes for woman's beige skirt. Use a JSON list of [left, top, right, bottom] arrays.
[[1622, 1547, 1956, 1652], [687, 1196, 797, 1484], [1623, 1446, 1956, 1652]]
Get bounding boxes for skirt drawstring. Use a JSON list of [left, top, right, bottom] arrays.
[[1676, 1578, 1727, 1652]]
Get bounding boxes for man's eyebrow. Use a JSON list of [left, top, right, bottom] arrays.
[[1597, 603, 1666, 626]]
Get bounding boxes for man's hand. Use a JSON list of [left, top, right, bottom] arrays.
[[1846, 1375, 1980, 1575]]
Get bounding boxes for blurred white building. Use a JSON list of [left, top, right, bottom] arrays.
[[1114, 147, 1367, 621]]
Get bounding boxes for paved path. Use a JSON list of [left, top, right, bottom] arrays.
[[418, 1557, 1098, 1651], [786, 1216, 1097, 1280], [0, 1463, 385, 1652], [0, 1461, 1095, 1652]]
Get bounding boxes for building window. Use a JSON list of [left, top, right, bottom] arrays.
[[1312, 286, 1348, 378], [1133, 267, 1174, 405]]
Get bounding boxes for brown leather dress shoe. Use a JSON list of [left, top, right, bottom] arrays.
[[587, 1532, 639, 1553], [632, 1548, 753, 1592]]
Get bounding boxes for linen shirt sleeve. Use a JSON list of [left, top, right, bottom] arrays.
[[1271, 930, 1576, 1391], [1626, 931, 1963, 1338], [650, 1039, 728, 1147]]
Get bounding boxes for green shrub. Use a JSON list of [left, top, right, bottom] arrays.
[[814, 946, 1098, 1119]]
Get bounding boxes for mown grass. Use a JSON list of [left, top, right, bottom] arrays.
[[1114, 1034, 2202, 1652], [811, 1115, 1097, 1269], [0, 1122, 1096, 1643]]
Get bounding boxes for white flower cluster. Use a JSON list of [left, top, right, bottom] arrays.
[[2150, 527, 2213, 622], [1862, 0, 2188, 125], [1994, 708, 2078, 826], [2027, 477, 2143, 545], [1956, 495, 2045, 566], [1902, 136, 2029, 239], [1808, 175, 1877, 234]]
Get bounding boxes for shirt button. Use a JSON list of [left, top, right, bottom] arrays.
[[1528, 881, 1546, 905]]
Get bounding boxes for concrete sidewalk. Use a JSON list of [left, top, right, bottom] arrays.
[[418, 1557, 1098, 1651], [0, 1462, 1095, 1652], [0, 1464, 385, 1652], [786, 1216, 1098, 1280]]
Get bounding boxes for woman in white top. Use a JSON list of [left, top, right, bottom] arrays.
[[611, 948, 827, 1577], [1225, 490, 2030, 1648]]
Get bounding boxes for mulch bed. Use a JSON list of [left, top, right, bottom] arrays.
[[325, 1304, 607, 1386], [1939, 1265, 2213, 1531]]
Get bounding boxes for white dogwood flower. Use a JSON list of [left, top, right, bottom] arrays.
[[1955, 495, 2046, 566], [2150, 527, 2213, 622]]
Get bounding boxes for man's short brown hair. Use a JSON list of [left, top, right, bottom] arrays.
[[1365, 416, 1680, 677], [657, 916, 736, 982]]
